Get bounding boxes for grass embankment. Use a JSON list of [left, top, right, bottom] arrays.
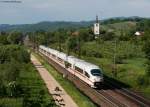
[[33, 52, 97, 107], [0, 63, 56, 107]]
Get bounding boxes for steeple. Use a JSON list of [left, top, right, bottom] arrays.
[[94, 15, 100, 36], [96, 15, 99, 23]]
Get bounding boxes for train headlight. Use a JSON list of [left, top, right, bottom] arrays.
[[94, 77, 100, 82], [94, 77, 103, 82]]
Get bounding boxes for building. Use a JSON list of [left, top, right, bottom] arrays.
[[134, 31, 144, 36], [94, 15, 100, 36]]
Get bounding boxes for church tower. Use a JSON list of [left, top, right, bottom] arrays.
[[94, 15, 100, 36]]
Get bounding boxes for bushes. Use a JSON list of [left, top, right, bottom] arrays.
[[102, 31, 115, 41], [137, 75, 150, 86], [0, 61, 24, 97], [23, 89, 45, 107], [115, 56, 126, 64], [0, 45, 30, 64], [0, 45, 30, 98], [81, 49, 103, 58]]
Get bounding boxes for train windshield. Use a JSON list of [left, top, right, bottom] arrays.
[[91, 69, 102, 76]]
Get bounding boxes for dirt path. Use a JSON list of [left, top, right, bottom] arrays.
[[31, 54, 78, 107]]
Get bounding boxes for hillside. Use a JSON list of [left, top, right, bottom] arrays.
[[0, 21, 93, 32]]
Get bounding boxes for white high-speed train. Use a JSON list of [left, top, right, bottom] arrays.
[[39, 45, 104, 88]]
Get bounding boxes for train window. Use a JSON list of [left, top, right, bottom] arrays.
[[65, 62, 72, 68], [91, 69, 102, 76], [85, 72, 90, 78], [52, 54, 56, 58], [75, 66, 83, 74], [48, 53, 51, 56], [58, 57, 63, 62]]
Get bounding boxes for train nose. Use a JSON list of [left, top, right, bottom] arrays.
[[94, 77, 100, 81], [94, 77, 103, 82]]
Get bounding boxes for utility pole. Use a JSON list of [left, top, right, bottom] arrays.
[[113, 39, 117, 77]]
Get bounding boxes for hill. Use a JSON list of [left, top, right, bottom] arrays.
[[104, 21, 137, 31], [0, 21, 93, 32]]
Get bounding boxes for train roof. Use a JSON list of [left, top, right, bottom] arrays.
[[39, 45, 100, 72], [67, 56, 84, 64], [67, 55, 99, 71], [57, 52, 67, 61], [75, 60, 99, 72]]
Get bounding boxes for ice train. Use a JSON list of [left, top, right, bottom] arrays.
[[39, 45, 104, 88]]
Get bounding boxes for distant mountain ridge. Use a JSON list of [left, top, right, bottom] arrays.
[[0, 16, 148, 32], [0, 21, 94, 32]]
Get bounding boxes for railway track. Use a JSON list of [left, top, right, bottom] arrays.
[[37, 52, 150, 107], [104, 80, 150, 107]]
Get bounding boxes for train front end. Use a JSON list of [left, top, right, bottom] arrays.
[[90, 69, 104, 88]]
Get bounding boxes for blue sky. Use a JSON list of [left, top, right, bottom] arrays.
[[0, 0, 150, 24]]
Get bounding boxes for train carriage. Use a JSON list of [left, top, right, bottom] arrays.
[[39, 45, 104, 88]]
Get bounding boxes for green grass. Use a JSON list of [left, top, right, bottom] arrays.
[[0, 98, 22, 107], [34, 53, 97, 107]]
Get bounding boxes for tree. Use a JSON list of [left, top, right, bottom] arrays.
[[0, 45, 30, 64], [143, 39, 150, 76], [55, 29, 67, 52], [102, 31, 115, 41], [7, 31, 23, 44], [5, 60, 20, 82], [66, 36, 77, 55], [79, 28, 90, 42], [139, 36, 150, 86], [0, 33, 9, 45], [136, 19, 150, 31]]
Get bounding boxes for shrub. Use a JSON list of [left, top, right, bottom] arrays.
[[118, 67, 126, 73], [0, 45, 30, 64], [81, 49, 103, 58], [137, 75, 150, 86], [115, 56, 125, 64]]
